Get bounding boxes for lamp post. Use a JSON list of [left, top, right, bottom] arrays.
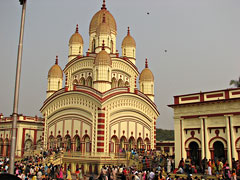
[[9, 0, 27, 174]]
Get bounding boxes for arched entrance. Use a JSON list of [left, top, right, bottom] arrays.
[[120, 136, 127, 151], [189, 142, 200, 166], [65, 135, 71, 151], [137, 138, 143, 150], [213, 141, 225, 161], [110, 136, 119, 153], [83, 135, 91, 153], [128, 137, 135, 150], [4, 139, 10, 157], [0, 138, 3, 156], [74, 135, 81, 151]]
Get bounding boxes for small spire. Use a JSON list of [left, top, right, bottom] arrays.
[[102, 14, 106, 23], [127, 27, 130, 35], [102, 40, 105, 50], [101, 0, 107, 10], [145, 58, 148, 68], [55, 56, 58, 65], [75, 24, 79, 33]]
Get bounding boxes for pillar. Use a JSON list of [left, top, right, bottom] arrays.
[[181, 119, 186, 160], [71, 162, 76, 173], [225, 115, 232, 169], [200, 117, 205, 159], [229, 116, 236, 160]]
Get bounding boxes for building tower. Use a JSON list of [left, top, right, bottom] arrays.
[[93, 41, 112, 92], [68, 24, 84, 62], [121, 27, 136, 65], [139, 58, 154, 101], [47, 56, 63, 98], [89, 0, 117, 54]]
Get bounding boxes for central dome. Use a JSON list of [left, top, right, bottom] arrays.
[[94, 46, 112, 66], [89, 2, 117, 35]]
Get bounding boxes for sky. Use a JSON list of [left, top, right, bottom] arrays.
[[0, 0, 240, 130]]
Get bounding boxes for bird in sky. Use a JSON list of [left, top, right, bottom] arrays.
[[147, 12, 150, 15]]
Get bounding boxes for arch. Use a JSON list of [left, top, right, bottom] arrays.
[[110, 40, 113, 53], [86, 76, 93, 87], [73, 79, 78, 85], [36, 140, 42, 150], [79, 77, 85, 86], [74, 135, 81, 151], [110, 135, 119, 153], [92, 39, 96, 52], [0, 138, 3, 156], [128, 136, 135, 150], [120, 136, 127, 150], [24, 139, 33, 151], [137, 137, 143, 149], [111, 77, 118, 88], [65, 134, 71, 151], [209, 137, 227, 149], [144, 137, 150, 150], [49, 136, 55, 149], [125, 81, 130, 87], [185, 137, 201, 149], [56, 135, 63, 148], [188, 142, 200, 166], [235, 137, 240, 149], [83, 134, 91, 153], [118, 79, 124, 87], [213, 141, 226, 160], [4, 138, 10, 157]]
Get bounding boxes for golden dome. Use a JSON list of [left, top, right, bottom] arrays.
[[122, 27, 136, 47], [89, 1, 117, 35], [96, 14, 111, 35], [139, 59, 154, 81], [94, 43, 112, 66], [69, 25, 84, 44], [48, 56, 63, 79]]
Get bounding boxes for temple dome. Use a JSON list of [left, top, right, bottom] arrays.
[[69, 25, 84, 44], [89, 1, 117, 35], [48, 56, 63, 79]]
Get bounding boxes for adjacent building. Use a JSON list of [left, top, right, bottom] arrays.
[[169, 88, 240, 169]]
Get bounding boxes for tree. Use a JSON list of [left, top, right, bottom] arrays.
[[230, 77, 240, 87]]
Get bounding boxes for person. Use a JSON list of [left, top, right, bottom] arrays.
[[66, 168, 72, 180], [76, 168, 80, 180], [224, 164, 231, 180], [232, 169, 237, 180], [58, 167, 63, 180]]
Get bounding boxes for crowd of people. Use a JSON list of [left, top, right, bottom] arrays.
[[0, 148, 240, 180]]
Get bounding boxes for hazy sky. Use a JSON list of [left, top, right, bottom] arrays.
[[0, 0, 240, 129]]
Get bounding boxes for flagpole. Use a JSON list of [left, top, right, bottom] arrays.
[[9, 0, 27, 174]]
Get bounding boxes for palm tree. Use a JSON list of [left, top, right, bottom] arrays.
[[230, 77, 240, 87]]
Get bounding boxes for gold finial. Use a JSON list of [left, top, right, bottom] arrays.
[[101, 0, 106, 10], [145, 58, 148, 68]]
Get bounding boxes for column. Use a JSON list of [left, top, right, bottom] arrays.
[[229, 116, 236, 160], [200, 117, 205, 159], [225, 115, 232, 169], [181, 119, 186, 160], [202, 117, 210, 159]]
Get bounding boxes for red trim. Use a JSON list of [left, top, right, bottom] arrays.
[[208, 136, 227, 148], [200, 93, 204, 102], [97, 125, 105, 129], [180, 120, 182, 158], [208, 127, 226, 133], [98, 113, 105, 117], [206, 93, 223, 98], [97, 137, 104, 140], [181, 112, 240, 119], [235, 137, 240, 148], [225, 90, 229, 99], [97, 148, 104, 152], [34, 130, 37, 146], [181, 96, 199, 101], [97, 142, 104, 146], [185, 137, 201, 147], [232, 91, 240, 95], [228, 116, 233, 161], [98, 119, 105, 123], [174, 97, 179, 104], [97, 131, 104, 135], [21, 129, 26, 156]]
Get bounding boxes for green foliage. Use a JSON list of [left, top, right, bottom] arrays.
[[156, 128, 174, 141], [229, 77, 240, 87]]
